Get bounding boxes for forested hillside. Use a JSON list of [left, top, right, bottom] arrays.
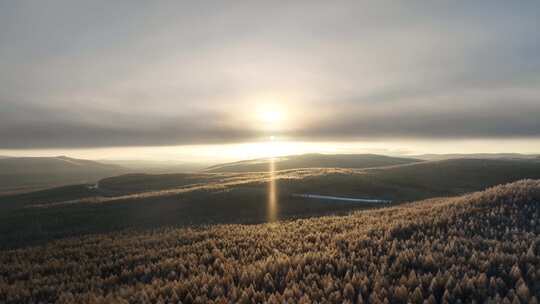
[[1, 180, 538, 303]]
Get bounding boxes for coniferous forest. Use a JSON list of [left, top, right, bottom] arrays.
[[1, 180, 538, 303]]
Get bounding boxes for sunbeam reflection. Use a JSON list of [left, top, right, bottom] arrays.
[[267, 157, 278, 222]]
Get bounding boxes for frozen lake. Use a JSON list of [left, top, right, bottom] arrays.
[[292, 194, 391, 204]]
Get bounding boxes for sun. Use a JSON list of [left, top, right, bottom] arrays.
[[241, 93, 293, 132], [259, 109, 283, 124], [256, 104, 286, 131]]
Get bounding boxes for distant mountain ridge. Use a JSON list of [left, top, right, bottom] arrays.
[[413, 153, 540, 161], [205, 153, 421, 172], [0, 156, 123, 173], [99, 159, 209, 174], [0, 156, 126, 194]]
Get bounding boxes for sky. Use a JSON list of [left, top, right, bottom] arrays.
[[1, 1, 539, 161]]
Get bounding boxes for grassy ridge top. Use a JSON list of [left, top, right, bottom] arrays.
[[1, 180, 538, 303], [205, 153, 421, 172]]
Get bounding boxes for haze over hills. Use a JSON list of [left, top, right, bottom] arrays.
[[205, 153, 421, 173], [0, 156, 127, 194], [99, 159, 210, 174]]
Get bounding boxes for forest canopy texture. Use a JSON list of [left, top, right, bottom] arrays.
[[1, 180, 539, 303]]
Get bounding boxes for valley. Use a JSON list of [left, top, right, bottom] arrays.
[[2, 155, 540, 249]]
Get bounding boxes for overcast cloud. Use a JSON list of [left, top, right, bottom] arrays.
[[1, 1, 539, 149]]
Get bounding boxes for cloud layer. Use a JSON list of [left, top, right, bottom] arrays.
[[1, 1, 539, 148]]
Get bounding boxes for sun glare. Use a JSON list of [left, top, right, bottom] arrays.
[[260, 109, 283, 124], [267, 157, 278, 222], [253, 101, 287, 131]]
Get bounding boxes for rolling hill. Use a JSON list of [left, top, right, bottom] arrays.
[[98, 159, 210, 174], [3, 157, 540, 248], [205, 153, 421, 173], [0, 156, 127, 194], [1, 179, 538, 303], [262, 158, 540, 202], [414, 153, 540, 161], [359, 158, 540, 198]]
